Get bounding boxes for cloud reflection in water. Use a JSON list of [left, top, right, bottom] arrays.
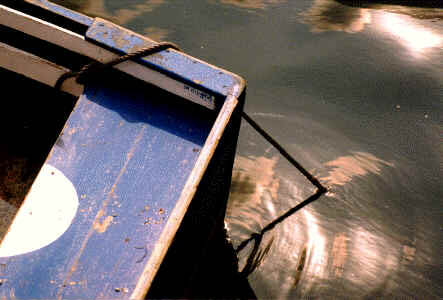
[[227, 150, 412, 298], [379, 13, 442, 54], [301, 0, 372, 33], [301, 0, 442, 57], [217, 0, 286, 10]]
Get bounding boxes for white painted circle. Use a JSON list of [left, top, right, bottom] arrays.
[[0, 164, 79, 257]]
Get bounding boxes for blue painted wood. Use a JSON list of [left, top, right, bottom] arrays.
[[86, 19, 243, 106], [0, 76, 215, 299], [20, 1, 243, 103], [24, 0, 94, 27]]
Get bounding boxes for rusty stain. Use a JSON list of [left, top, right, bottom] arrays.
[[93, 211, 114, 234], [124, 238, 130, 243], [68, 128, 77, 135], [58, 126, 147, 298], [113, 34, 131, 49], [158, 208, 165, 215]]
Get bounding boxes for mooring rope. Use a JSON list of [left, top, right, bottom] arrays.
[[236, 114, 327, 276], [55, 41, 328, 276], [54, 41, 180, 90], [241, 112, 326, 193]]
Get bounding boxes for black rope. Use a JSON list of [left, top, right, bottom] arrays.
[[236, 113, 327, 276], [55, 39, 328, 276], [241, 111, 326, 193], [55, 41, 180, 90]]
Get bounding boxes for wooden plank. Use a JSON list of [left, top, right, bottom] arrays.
[[0, 4, 245, 109], [0, 73, 239, 298], [0, 42, 83, 96], [131, 92, 239, 299], [23, 0, 94, 28]]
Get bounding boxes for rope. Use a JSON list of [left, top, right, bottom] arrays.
[[55, 41, 328, 274], [237, 112, 327, 276], [55, 41, 180, 90], [241, 111, 327, 193]]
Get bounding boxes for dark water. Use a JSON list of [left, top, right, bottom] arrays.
[[55, 0, 442, 298]]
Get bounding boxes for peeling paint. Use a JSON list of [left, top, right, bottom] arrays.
[[93, 213, 114, 234]]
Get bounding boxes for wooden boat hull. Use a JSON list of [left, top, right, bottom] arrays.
[[0, 1, 246, 298]]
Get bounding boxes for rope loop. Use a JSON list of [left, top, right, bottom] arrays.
[[55, 41, 181, 90]]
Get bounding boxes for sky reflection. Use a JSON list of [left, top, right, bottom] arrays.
[[379, 13, 442, 54], [33, 0, 443, 298], [320, 151, 394, 187], [301, 0, 442, 56], [227, 148, 423, 298], [301, 0, 372, 33], [217, 0, 286, 10], [52, 0, 166, 27]]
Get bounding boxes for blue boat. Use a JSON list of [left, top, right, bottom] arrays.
[[0, 0, 246, 298]]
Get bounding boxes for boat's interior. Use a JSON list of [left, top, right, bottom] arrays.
[[0, 2, 245, 298], [0, 67, 77, 241]]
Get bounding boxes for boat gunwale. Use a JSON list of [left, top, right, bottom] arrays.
[[0, 1, 246, 297]]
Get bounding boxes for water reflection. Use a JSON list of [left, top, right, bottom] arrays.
[[379, 13, 442, 54], [227, 149, 438, 298], [217, 0, 286, 10], [52, 0, 172, 41], [302, 0, 442, 34], [320, 151, 394, 187], [301, 0, 442, 59], [301, 0, 372, 33], [227, 155, 281, 240], [31, 0, 443, 298], [142, 27, 172, 42], [52, 0, 165, 25]]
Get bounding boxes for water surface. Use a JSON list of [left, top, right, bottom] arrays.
[[53, 0, 443, 298]]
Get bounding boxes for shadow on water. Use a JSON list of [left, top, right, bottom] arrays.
[[8, 0, 441, 298], [228, 146, 441, 298]]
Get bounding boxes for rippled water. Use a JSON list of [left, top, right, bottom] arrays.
[[47, 0, 443, 298]]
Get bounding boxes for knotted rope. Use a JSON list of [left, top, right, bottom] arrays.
[[55, 41, 180, 90], [55, 41, 327, 277]]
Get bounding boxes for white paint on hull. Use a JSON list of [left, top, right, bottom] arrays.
[[0, 164, 79, 257]]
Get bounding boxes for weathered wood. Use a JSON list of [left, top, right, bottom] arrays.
[[131, 90, 239, 299], [0, 42, 83, 96], [0, 72, 240, 298], [0, 2, 246, 298], [0, 4, 245, 109]]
